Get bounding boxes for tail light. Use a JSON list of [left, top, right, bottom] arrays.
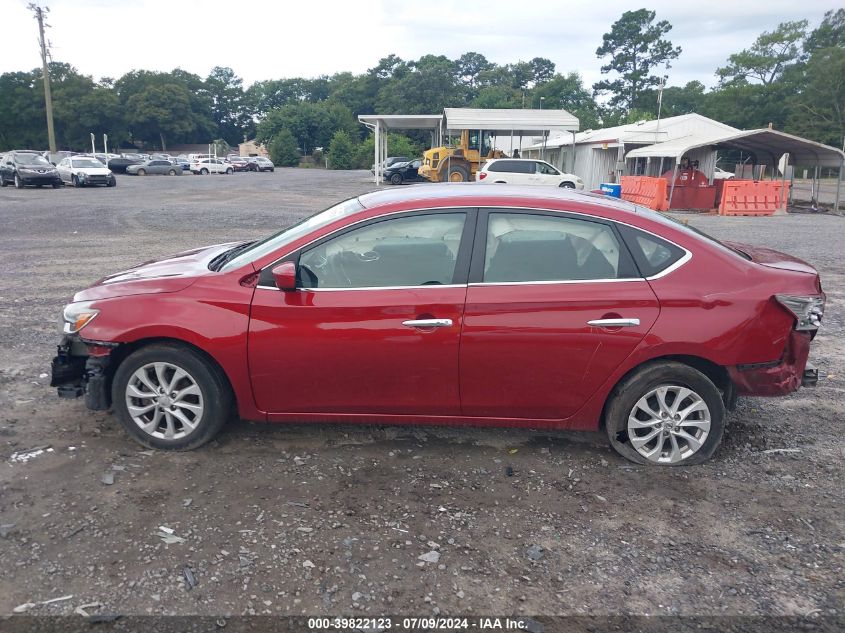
[[775, 294, 824, 331], [479, 172, 487, 180]]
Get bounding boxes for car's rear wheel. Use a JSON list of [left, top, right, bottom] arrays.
[[604, 362, 725, 466], [559, 181, 576, 188], [137, 169, 146, 176], [169, 169, 177, 176], [112, 344, 232, 450]]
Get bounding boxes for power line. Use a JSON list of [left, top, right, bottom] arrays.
[[28, 2, 56, 153]]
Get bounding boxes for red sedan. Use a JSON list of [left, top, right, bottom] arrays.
[[51, 185, 824, 465]]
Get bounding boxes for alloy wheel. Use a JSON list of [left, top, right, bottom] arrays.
[[125, 362, 204, 440], [627, 385, 711, 464]]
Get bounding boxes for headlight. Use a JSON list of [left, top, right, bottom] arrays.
[[775, 295, 824, 330], [62, 301, 99, 334]]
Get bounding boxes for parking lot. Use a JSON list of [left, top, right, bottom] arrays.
[[0, 170, 843, 621]]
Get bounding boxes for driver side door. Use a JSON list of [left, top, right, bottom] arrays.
[[248, 209, 475, 417]]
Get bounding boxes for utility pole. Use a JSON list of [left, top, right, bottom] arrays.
[[29, 3, 56, 154]]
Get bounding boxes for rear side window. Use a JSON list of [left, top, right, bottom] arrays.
[[487, 160, 533, 174], [483, 213, 630, 282], [620, 226, 686, 277]]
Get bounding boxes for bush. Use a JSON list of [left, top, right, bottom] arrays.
[[328, 130, 356, 170], [268, 129, 300, 167]]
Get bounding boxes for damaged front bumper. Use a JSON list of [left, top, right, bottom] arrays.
[[50, 335, 114, 410]]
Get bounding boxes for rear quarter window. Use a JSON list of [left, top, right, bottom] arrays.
[[619, 225, 687, 278]]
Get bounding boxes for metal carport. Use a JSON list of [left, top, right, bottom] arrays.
[[359, 108, 580, 184], [625, 129, 845, 211]]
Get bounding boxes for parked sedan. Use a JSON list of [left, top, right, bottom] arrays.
[[126, 159, 182, 176], [57, 156, 116, 187], [383, 158, 422, 185], [227, 156, 250, 172], [190, 158, 233, 175], [51, 185, 823, 464], [0, 150, 62, 188]]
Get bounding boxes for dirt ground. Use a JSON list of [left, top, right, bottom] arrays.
[[0, 170, 842, 626]]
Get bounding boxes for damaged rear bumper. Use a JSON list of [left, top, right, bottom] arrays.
[[728, 330, 815, 396], [50, 335, 114, 410]]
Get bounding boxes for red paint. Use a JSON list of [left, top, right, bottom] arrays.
[[64, 185, 823, 431]]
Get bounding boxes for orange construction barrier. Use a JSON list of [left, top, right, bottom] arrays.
[[621, 176, 668, 211], [718, 181, 783, 216]]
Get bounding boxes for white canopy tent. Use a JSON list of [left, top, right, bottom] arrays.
[[625, 128, 845, 211], [359, 108, 580, 184]]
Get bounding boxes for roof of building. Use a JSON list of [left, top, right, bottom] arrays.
[[625, 128, 845, 167], [359, 108, 580, 136]]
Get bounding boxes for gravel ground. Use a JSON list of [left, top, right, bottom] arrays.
[[0, 170, 842, 626]]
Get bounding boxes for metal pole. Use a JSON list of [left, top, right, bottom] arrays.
[[835, 162, 842, 214], [374, 121, 380, 185], [30, 4, 56, 154]]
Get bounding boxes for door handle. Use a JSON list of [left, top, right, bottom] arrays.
[[587, 318, 640, 327], [402, 319, 453, 329]]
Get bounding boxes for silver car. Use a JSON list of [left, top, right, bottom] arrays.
[[126, 159, 182, 176]]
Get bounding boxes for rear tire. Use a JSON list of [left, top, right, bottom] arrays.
[[169, 169, 177, 176], [112, 343, 233, 451], [137, 169, 146, 176], [604, 361, 725, 466], [446, 165, 469, 182]]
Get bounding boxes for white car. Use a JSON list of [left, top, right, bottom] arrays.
[[190, 158, 233, 175], [713, 167, 735, 180], [56, 156, 116, 187], [476, 158, 584, 189]]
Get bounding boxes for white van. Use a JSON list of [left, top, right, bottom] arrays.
[[476, 158, 583, 189]]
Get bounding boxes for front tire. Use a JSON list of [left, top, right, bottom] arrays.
[[200, 168, 209, 175], [72, 175, 80, 187], [559, 181, 576, 188], [446, 165, 469, 182], [14, 174, 24, 189], [112, 343, 232, 451], [389, 173, 403, 185], [137, 169, 146, 176], [604, 362, 725, 466], [226, 168, 233, 174], [169, 169, 177, 176]]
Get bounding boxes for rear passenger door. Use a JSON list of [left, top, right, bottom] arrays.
[[459, 209, 660, 419]]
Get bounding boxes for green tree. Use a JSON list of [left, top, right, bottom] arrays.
[[593, 9, 682, 113], [124, 83, 198, 150], [268, 129, 300, 166], [804, 9, 845, 54], [533, 72, 600, 128], [716, 20, 808, 86], [354, 133, 421, 168], [205, 66, 252, 144], [328, 130, 356, 169], [787, 47, 845, 147], [376, 55, 463, 113]]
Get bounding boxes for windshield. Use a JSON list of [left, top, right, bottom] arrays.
[[72, 158, 104, 169], [220, 197, 365, 271], [15, 153, 51, 166]]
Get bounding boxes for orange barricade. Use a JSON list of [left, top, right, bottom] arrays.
[[620, 176, 668, 211], [718, 180, 783, 216]]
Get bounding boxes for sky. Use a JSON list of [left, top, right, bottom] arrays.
[[0, 0, 837, 91]]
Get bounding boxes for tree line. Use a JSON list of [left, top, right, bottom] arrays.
[[0, 8, 841, 165]]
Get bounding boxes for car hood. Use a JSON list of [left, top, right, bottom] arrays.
[[723, 240, 818, 275], [73, 242, 243, 302]]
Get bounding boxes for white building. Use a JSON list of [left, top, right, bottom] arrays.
[[521, 113, 739, 190]]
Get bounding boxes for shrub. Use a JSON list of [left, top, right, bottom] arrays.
[[328, 130, 356, 170], [268, 129, 300, 167]]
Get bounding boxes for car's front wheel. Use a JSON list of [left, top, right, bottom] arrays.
[[169, 169, 177, 176], [559, 181, 576, 188], [226, 168, 233, 174], [112, 343, 232, 450], [200, 168, 209, 175], [14, 174, 24, 189], [604, 361, 725, 465], [390, 173, 403, 185], [137, 169, 146, 176]]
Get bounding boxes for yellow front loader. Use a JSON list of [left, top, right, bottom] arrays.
[[418, 129, 505, 182]]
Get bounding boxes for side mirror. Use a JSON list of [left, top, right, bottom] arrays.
[[271, 261, 297, 291]]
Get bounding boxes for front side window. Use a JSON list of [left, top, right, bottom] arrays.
[[536, 162, 559, 175], [483, 213, 624, 283], [299, 213, 466, 288]]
